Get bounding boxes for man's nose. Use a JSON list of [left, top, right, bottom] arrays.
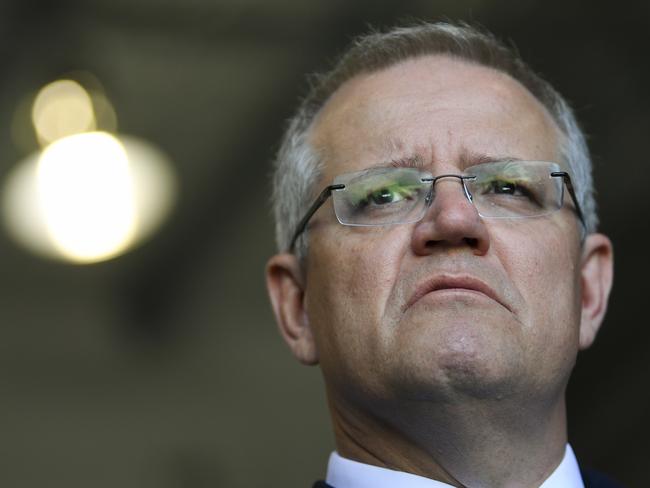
[[410, 177, 490, 256]]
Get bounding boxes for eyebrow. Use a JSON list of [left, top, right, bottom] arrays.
[[389, 154, 426, 169], [368, 150, 523, 172], [357, 154, 425, 175], [458, 150, 523, 169]]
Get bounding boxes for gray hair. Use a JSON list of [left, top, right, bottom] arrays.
[[271, 22, 598, 256]]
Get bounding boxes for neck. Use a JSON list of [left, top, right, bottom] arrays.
[[328, 389, 568, 488]]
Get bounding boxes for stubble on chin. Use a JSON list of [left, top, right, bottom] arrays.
[[382, 299, 531, 404]]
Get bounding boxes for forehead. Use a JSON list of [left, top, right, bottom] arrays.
[[310, 55, 562, 178]]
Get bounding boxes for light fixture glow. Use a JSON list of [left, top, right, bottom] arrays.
[[1, 154, 57, 258], [32, 80, 96, 146], [3, 133, 177, 264], [4, 76, 177, 264], [36, 132, 137, 263]]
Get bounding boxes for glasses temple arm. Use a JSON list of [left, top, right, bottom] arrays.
[[551, 171, 585, 226], [288, 184, 345, 252]]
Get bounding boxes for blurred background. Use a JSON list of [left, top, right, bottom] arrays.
[[0, 0, 647, 486]]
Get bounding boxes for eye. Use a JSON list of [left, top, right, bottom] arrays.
[[493, 181, 517, 195], [361, 183, 418, 207], [368, 186, 403, 205], [485, 179, 531, 198], [341, 168, 427, 217]]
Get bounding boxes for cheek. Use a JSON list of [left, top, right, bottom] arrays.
[[304, 228, 408, 376], [496, 223, 582, 348], [309, 227, 407, 311]]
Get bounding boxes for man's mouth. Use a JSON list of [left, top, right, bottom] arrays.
[[404, 274, 510, 312]]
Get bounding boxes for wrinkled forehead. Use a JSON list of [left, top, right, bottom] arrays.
[[309, 55, 563, 181]]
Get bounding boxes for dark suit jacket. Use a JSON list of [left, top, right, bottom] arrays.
[[312, 468, 624, 487]]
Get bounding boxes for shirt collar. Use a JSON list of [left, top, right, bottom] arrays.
[[540, 445, 584, 488], [326, 444, 584, 488]]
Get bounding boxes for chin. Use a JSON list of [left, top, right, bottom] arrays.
[[385, 305, 533, 401], [437, 353, 524, 401], [390, 328, 528, 403]]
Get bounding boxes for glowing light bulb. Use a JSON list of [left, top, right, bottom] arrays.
[[32, 80, 96, 145], [36, 132, 137, 263], [3, 132, 177, 264]]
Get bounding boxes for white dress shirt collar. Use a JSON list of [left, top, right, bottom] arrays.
[[326, 444, 584, 488]]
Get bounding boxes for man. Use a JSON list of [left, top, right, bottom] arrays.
[[266, 22, 616, 487]]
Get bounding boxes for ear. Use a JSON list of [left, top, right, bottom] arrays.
[[578, 233, 614, 350], [265, 253, 318, 365]]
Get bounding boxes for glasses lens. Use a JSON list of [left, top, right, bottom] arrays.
[[465, 161, 563, 218], [332, 167, 431, 226]]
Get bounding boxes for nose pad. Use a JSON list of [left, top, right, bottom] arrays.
[[462, 179, 474, 203], [424, 186, 433, 206], [427, 176, 476, 213]]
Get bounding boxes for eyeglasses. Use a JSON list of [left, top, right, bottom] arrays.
[[288, 160, 584, 252]]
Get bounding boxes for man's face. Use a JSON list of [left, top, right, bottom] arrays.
[[298, 55, 586, 407]]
